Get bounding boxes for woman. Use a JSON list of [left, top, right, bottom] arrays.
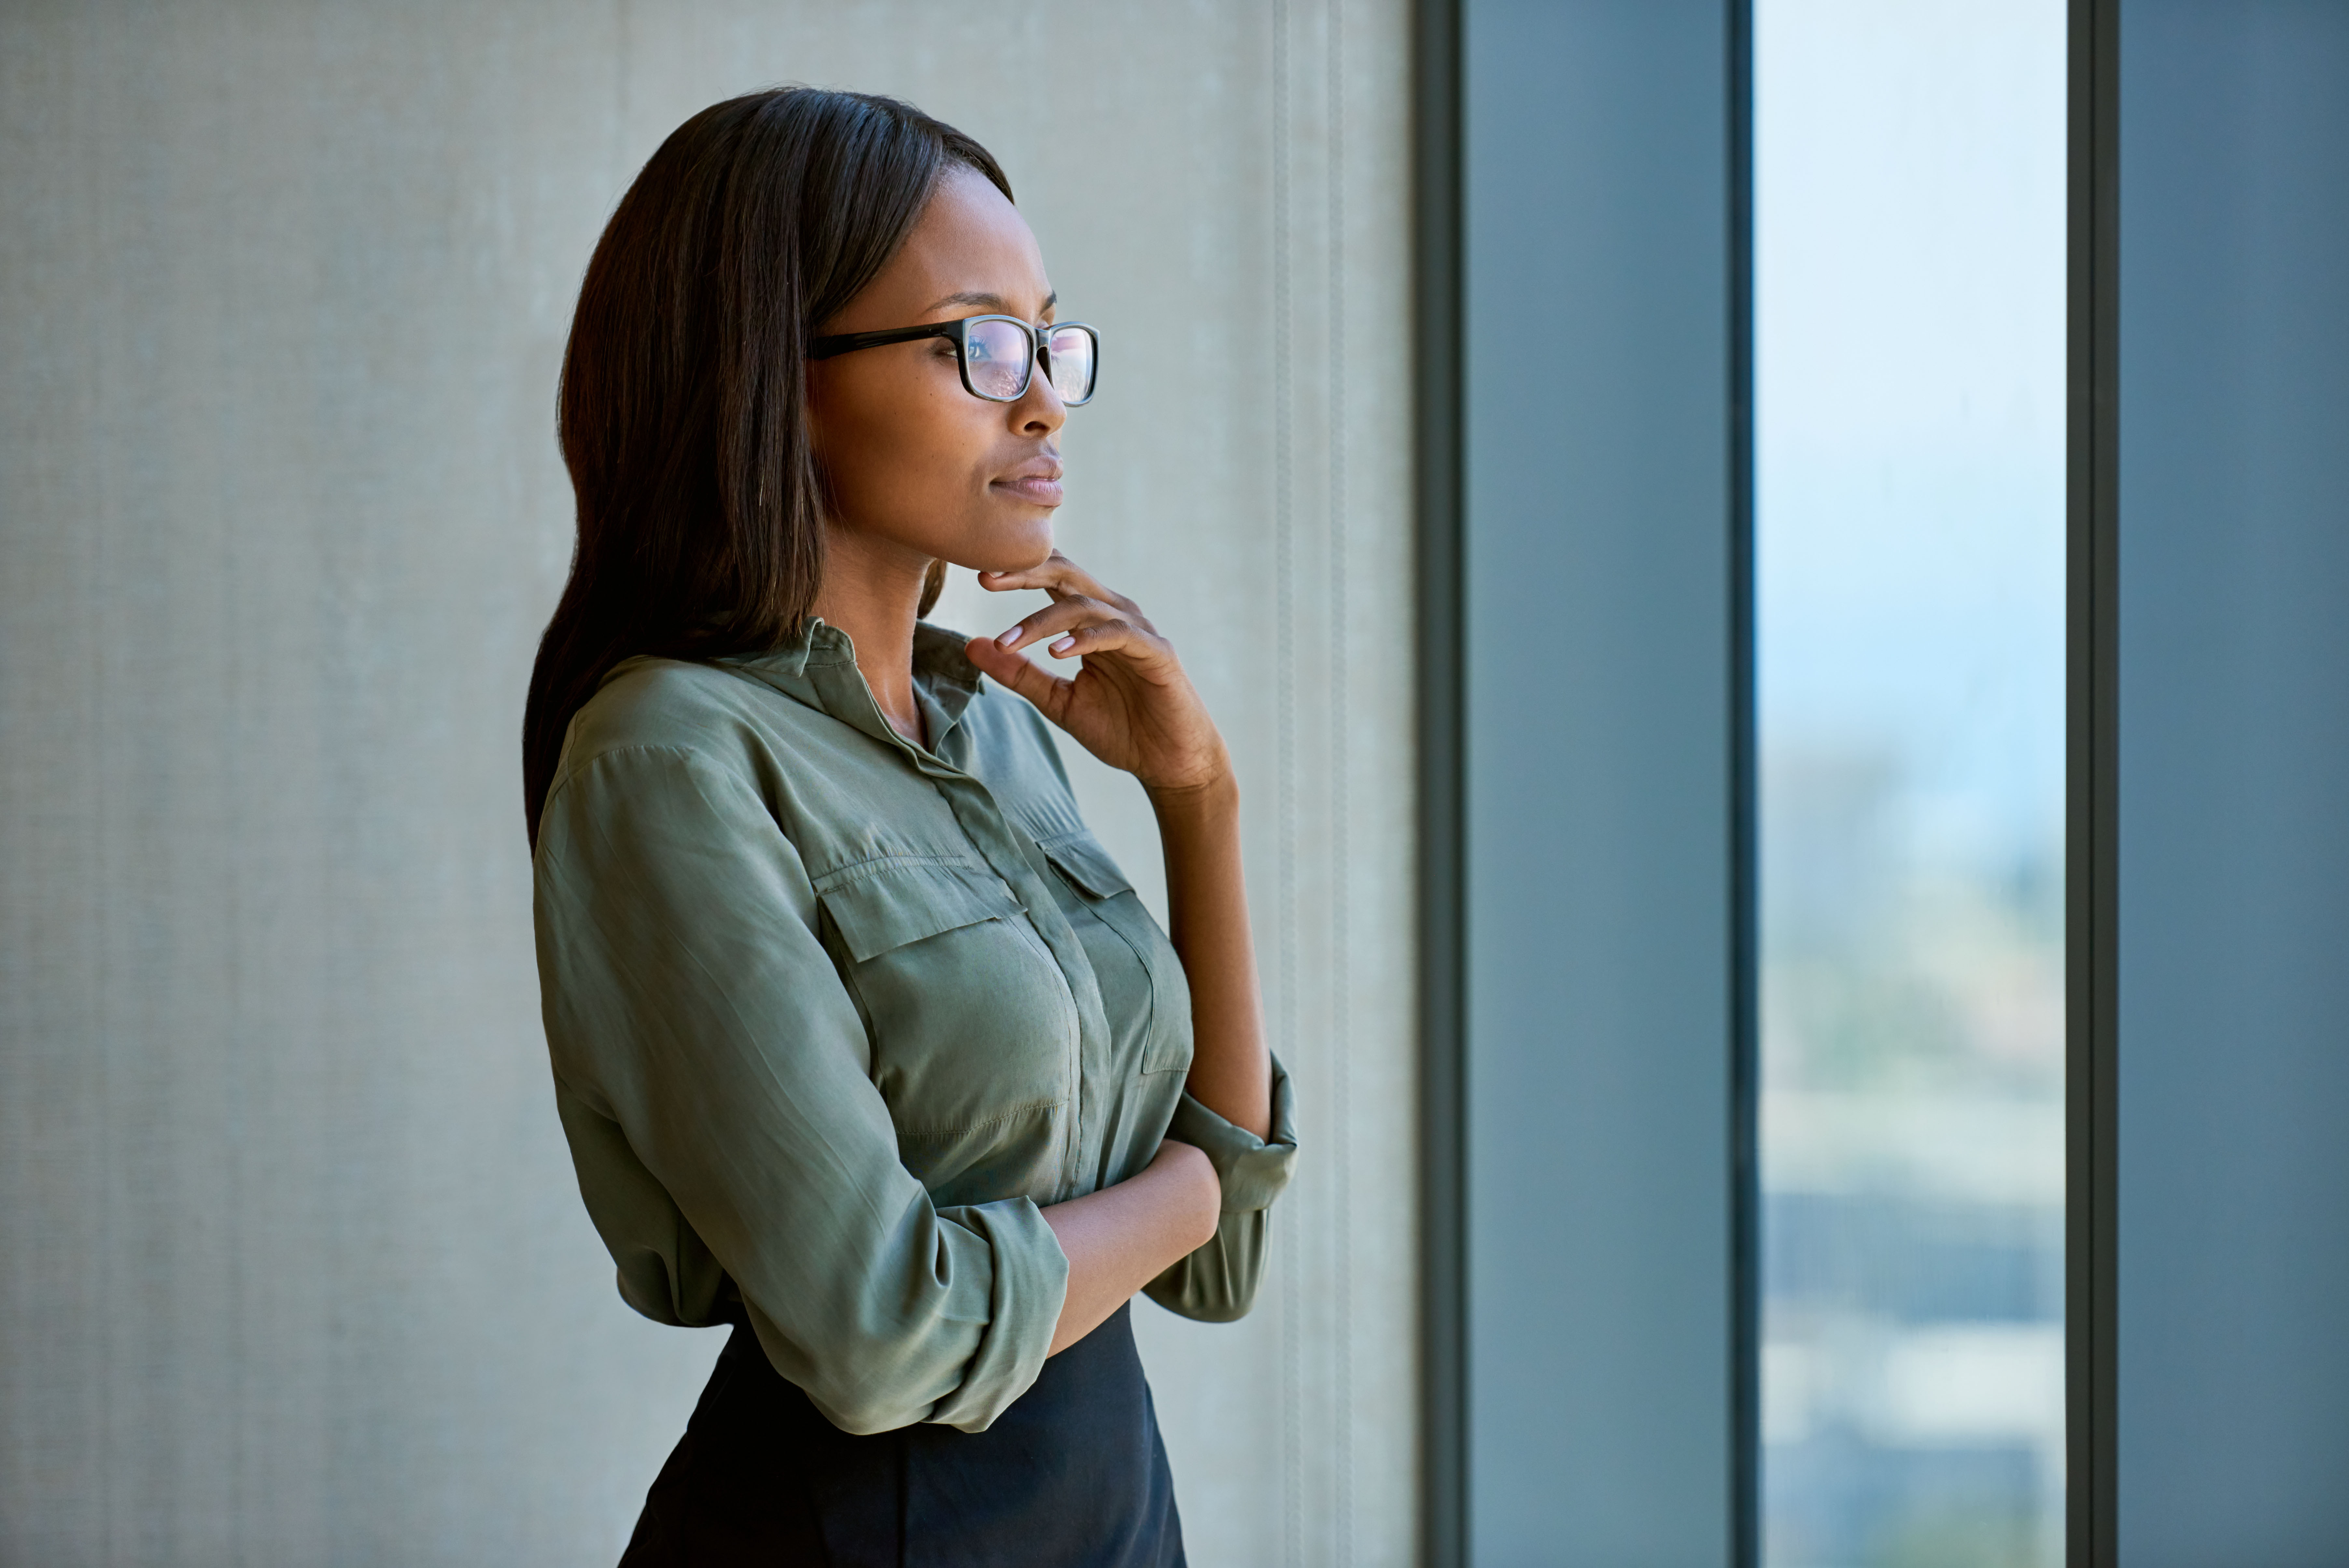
[[523, 88, 1295, 1565]]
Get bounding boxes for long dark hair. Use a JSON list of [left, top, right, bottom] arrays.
[[522, 88, 1011, 842]]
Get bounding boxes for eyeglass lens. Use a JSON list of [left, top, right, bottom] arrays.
[[964, 318, 1033, 401], [962, 318, 1096, 404], [1044, 326, 1094, 404]]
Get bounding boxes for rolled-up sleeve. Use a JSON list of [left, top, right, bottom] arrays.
[[532, 744, 1068, 1434], [1143, 1056, 1300, 1322]]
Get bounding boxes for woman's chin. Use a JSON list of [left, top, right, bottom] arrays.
[[958, 524, 1057, 575]]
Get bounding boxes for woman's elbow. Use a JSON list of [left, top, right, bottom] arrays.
[[1144, 1227, 1266, 1323], [764, 1316, 968, 1435], [796, 1363, 941, 1435]]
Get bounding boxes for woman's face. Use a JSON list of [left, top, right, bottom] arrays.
[[807, 166, 1066, 576]]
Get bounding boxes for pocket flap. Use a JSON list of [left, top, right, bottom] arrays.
[[1037, 831, 1134, 901], [814, 858, 1025, 964]]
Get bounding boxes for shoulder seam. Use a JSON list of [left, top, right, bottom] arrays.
[[544, 742, 710, 810]]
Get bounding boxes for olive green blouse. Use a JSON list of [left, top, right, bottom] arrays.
[[531, 620, 1298, 1437]]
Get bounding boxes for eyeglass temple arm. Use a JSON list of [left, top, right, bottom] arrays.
[[806, 322, 960, 360]]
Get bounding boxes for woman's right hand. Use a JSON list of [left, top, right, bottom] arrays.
[[963, 553, 1233, 797]]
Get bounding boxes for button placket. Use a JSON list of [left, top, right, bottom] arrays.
[[800, 637, 1114, 1202], [937, 777, 1106, 1200]]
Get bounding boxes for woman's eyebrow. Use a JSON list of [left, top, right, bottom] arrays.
[[924, 289, 1059, 317]]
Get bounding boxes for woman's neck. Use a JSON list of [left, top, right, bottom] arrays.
[[809, 527, 931, 747]]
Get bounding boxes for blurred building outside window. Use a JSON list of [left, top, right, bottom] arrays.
[[1757, 2, 2067, 1564]]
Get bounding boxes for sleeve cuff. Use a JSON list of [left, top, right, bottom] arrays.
[[1166, 1053, 1300, 1213], [923, 1195, 1070, 1432]]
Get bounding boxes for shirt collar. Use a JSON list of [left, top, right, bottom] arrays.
[[716, 618, 987, 758]]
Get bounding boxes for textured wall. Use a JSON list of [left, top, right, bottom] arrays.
[[0, 2, 1417, 1562]]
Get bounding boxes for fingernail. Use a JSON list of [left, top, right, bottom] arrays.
[[997, 629, 1022, 647], [1050, 637, 1076, 655]]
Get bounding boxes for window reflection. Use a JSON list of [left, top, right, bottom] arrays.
[[1757, 1, 2067, 1564]]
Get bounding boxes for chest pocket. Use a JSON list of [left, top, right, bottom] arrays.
[[814, 855, 1024, 963], [812, 856, 1078, 1136], [1036, 831, 1193, 1077]]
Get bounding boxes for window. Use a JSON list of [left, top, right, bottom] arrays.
[[1756, 2, 2068, 1562]]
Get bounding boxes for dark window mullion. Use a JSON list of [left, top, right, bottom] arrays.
[[2066, 0, 2121, 1562]]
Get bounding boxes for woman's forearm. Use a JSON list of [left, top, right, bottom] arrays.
[[1040, 1139, 1218, 1354], [1148, 773, 1274, 1139], [1036, 777, 1267, 1358]]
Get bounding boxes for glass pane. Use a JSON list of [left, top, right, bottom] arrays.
[[1756, 3, 2067, 1565]]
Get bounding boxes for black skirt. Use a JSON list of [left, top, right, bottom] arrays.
[[619, 1302, 1185, 1567]]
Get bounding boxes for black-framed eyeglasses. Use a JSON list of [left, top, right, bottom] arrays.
[[809, 315, 1099, 406]]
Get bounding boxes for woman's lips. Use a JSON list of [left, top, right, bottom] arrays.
[[995, 472, 1064, 506]]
